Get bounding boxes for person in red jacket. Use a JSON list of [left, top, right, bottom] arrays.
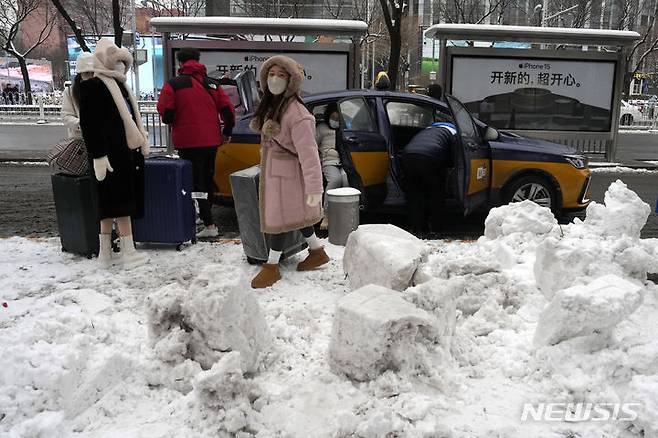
[[157, 48, 235, 238]]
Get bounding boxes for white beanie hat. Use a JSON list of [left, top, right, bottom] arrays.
[[76, 52, 95, 74]]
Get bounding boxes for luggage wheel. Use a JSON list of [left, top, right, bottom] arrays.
[[176, 243, 183, 251], [191, 237, 197, 245]]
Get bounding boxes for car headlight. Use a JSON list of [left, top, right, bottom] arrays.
[[564, 154, 588, 169]]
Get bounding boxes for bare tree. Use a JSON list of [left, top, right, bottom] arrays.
[[231, 0, 317, 19], [50, 0, 91, 51], [623, 0, 658, 97], [437, 0, 518, 25], [378, 0, 405, 89], [0, 0, 57, 102], [145, 0, 205, 18]]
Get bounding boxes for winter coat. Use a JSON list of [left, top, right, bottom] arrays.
[[61, 86, 82, 139], [79, 76, 144, 220], [315, 122, 341, 167], [157, 60, 235, 149], [250, 55, 324, 234], [402, 124, 456, 164], [256, 100, 323, 234]]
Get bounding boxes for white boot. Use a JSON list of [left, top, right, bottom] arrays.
[[98, 233, 114, 268], [119, 234, 148, 269]]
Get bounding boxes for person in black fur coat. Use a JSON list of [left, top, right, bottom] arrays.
[[79, 39, 150, 269]]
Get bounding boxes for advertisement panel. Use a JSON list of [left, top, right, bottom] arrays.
[[450, 55, 616, 132], [68, 36, 164, 98], [195, 49, 349, 95], [0, 57, 54, 92]]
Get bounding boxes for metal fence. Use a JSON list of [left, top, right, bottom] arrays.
[[0, 98, 168, 149]]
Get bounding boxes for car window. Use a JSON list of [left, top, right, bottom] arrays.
[[339, 98, 377, 132], [311, 102, 329, 122], [450, 100, 478, 138], [221, 85, 244, 117], [386, 101, 451, 128]]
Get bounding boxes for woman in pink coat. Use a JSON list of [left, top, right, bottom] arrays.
[[249, 55, 328, 288]]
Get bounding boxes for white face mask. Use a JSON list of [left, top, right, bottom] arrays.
[[329, 119, 339, 129], [267, 76, 288, 95]]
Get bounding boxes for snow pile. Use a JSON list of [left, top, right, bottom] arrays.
[[533, 274, 644, 346], [484, 199, 558, 240], [343, 224, 429, 291], [403, 278, 457, 350], [3, 179, 658, 437], [583, 179, 651, 239], [190, 352, 263, 436], [328, 284, 446, 383], [627, 374, 658, 436], [534, 180, 656, 298], [146, 264, 271, 373]]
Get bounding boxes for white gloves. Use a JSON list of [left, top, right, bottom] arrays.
[[306, 194, 322, 207], [93, 156, 113, 181]]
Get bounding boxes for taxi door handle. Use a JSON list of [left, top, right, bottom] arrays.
[[466, 141, 478, 150], [345, 137, 360, 146]]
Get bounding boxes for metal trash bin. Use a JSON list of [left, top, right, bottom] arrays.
[[327, 187, 361, 246]]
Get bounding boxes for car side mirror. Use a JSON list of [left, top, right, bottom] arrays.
[[484, 126, 499, 141]]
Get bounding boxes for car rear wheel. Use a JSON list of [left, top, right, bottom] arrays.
[[621, 114, 633, 126], [503, 175, 558, 212]]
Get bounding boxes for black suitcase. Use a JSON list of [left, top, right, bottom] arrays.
[[230, 165, 307, 264], [51, 173, 99, 258]]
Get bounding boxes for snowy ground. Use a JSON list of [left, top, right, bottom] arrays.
[[2, 180, 658, 438]]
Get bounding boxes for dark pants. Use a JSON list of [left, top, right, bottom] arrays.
[[178, 146, 218, 227], [269, 226, 314, 251], [401, 153, 446, 235]]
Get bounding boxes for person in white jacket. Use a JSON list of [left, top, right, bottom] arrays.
[[61, 52, 95, 138], [315, 102, 347, 230]]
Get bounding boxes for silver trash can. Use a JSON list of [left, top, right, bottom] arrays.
[[327, 187, 361, 246]]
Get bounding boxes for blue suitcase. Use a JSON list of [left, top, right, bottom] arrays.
[[132, 157, 196, 250]]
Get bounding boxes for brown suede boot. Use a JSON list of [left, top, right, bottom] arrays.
[[296, 247, 330, 271], [251, 263, 281, 289]]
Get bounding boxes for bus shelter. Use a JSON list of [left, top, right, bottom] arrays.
[[151, 17, 367, 99], [425, 24, 641, 160]]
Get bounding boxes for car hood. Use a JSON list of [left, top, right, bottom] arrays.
[[490, 132, 578, 156]]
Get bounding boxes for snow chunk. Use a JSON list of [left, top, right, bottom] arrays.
[[191, 352, 262, 435], [533, 275, 644, 346], [343, 224, 429, 291], [484, 200, 558, 240], [144, 283, 187, 342], [329, 284, 441, 381], [8, 411, 65, 438], [403, 278, 458, 350], [146, 265, 271, 373], [583, 180, 651, 239], [627, 374, 658, 436], [184, 264, 272, 372], [193, 352, 251, 409]]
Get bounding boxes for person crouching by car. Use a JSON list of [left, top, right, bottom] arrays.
[[400, 122, 457, 237], [157, 48, 235, 239]]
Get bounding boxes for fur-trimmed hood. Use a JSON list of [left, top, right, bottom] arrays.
[[259, 55, 305, 98], [93, 38, 133, 83]]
